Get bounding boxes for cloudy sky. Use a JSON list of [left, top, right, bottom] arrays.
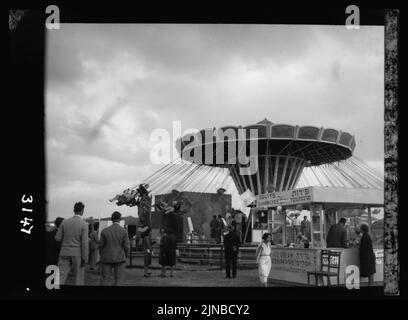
[[46, 24, 384, 221]]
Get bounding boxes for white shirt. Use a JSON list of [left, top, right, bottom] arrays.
[[291, 215, 301, 226], [260, 242, 271, 256]]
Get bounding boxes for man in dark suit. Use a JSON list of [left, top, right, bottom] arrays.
[[99, 211, 130, 286], [46, 217, 64, 266], [55, 202, 89, 285], [210, 215, 219, 242], [326, 217, 348, 248], [223, 224, 241, 279]]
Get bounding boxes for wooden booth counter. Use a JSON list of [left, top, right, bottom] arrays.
[[269, 246, 383, 285]]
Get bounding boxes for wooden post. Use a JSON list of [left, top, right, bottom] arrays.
[[279, 156, 289, 191], [129, 242, 133, 267], [263, 146, 270, 193], [127, 236, 135, 268], [320, 205, 326, 248], [243, 209, 252, 244], [272, 156, 280, 189], [310, 205, 315, 248], [256, 161, 262, 194], [282, 208, 287, 246], [220, 244, 224, 270]]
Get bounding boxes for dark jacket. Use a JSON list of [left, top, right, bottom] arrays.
[[99, 223, 130, 263], [46, 227, 61, 266], [224, 231, 241, 254], [359, 233, 376, 277], [326, 223, 347, 248], [161, 212, 179, 234], [142, 233, 152, 253], [142, 233, 152, 267], [301, 220, 311, 236], [210, 219, 220, 238]]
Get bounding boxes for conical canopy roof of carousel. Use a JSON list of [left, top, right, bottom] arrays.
[[172, 118, 360, 195], [123, 119, 382, 199], [175, 118, 356, 168]]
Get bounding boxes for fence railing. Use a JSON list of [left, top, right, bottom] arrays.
[[129, 242, 259, 269], [177, 243, 258, 269]]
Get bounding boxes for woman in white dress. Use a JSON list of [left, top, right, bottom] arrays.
[[256, 233, 272, 287]]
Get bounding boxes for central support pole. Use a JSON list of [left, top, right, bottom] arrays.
[[367, 206, 372, 235]]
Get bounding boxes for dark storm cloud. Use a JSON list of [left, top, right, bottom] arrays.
[[47, 24, 317, 84]]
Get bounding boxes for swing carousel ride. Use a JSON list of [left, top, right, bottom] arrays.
[[110, 119, 382, 213]]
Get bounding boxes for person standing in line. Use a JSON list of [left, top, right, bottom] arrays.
[[217, 214, 225, 243], [99, 211, 130, 286], [157, 228, 165, 245], [55, 202, 89, 285], [326, 217, 348, 248], [89, 222, 100, 270], [158, 228, 167, 276], [359, 224, 376, 286], [234, 210, 243, 242], [46, 217, 64, 266], [210, 215, 219, 243], [159, 227, 177, 278], [300, 216, 311, 239], [226, 213, 234, 227], [138, 220, 152, 277], [256, 233, 272, 287], [223, 224, 241, 279], [290, 211, 301, 243], [157, 188, 191, 277]]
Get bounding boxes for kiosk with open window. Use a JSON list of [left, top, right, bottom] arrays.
[[256, 186, 384, 285], [250, 208, 270, 243]]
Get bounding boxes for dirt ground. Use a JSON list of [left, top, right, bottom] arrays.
[[64, 257, 381, 287], [65, 256, 284, 287]]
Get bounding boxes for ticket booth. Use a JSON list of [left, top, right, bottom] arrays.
[[256, 186, 384, 285]]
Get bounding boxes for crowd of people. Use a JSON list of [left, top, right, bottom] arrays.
[[210, 209, 247, 244], [210, 215, 225, 243], [46, 200, 377, 287], [45, 201, 183, 285], [287, 211, 311, 247], [326, 217, 376, 286]]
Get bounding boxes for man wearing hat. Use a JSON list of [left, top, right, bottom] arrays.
[[99, 211, 130, 286], [223, 224, 241, 279]]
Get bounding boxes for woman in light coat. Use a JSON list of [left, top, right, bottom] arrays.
[[256, 233, 272, 287]]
